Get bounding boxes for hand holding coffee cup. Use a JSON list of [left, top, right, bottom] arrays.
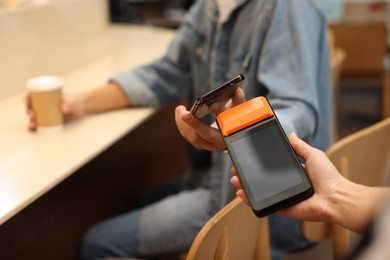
[[27, 76, 64, 133]]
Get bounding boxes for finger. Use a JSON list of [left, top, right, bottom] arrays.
[[28, 120, 37, 131], [209, 102, 225, 115], [231, 88, 246, 106], [177, 106, 225, 149], [62, 107, 73, 124], [176, 105, 196, 123], [175, 105, 193, 128], [230, 166, 237, 176], [61, 102, 71, 116], [27, 110, 37, 131], [25, 94, 32, 107], [230, 175, 244, 191], [175, 105, 186, 118], [209, 87, 246, 115], [25, 95, 37, 131], [236, 189, 251, 206], [176, 105, 205, 133], [27, 108, 36, 119], [25, 95, 34, 115], [175, 105, 221, 151]]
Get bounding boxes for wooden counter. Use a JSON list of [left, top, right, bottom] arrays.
[[0, 25, 190, 259], [0, 24, 175, 226]]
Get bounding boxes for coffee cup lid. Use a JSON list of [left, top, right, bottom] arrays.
[[27, 76, 63, 92]]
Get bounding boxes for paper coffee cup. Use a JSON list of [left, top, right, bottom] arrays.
[[27, 76, 64, 133]]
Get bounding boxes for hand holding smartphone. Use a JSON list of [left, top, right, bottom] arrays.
[[190, 74, 245, 118]]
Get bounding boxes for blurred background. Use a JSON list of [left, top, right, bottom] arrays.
[[0, 1, 389, 259], [0, 0, 388, 145], [98, 0, 390, 141], [91, 0, 390, 140]]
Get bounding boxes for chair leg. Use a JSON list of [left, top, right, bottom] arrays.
[[332, 224, 351, 260], [383, 70, 390, 118]]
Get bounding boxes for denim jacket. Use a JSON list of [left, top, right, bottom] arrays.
[[111, 0, 331, 213]]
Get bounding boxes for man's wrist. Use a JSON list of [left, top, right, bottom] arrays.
[[78, 91, 92, 116]]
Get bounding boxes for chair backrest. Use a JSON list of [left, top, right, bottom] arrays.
[[302, 116, 390, 259], [327, 27, 347, 143], [330, 47, 346, 142], [186, 197, 270, 260], [329, 21, 387, 76], [327, 116, 390, 186]]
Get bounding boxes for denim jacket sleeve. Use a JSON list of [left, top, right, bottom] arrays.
[[257, 0, 331, 148], [109, 0, 206, 106]]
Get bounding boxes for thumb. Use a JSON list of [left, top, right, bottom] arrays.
[[288, 133, 313, 161]]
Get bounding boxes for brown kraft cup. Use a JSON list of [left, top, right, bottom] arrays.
[[27, 76, 64, 133]]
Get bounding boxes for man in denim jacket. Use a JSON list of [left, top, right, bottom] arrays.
[[28, 0, 331, 259]]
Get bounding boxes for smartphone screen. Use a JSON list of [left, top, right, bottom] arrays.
[[190, 74, 245, 118], [225, 117, 313, 217]]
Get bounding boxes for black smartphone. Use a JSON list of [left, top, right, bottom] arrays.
[[190, 74, 245, 118], [217, 97, 314, 217]]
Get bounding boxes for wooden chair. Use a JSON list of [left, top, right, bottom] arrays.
[[327, 28, 347, 142], [302, 116, 390, 260], [186, 197, 270, 260], [330, 47, 346, 142], [329, 21, 388, 118]]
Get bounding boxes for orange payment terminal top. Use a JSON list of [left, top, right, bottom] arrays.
[[217, 96, 274, 137]]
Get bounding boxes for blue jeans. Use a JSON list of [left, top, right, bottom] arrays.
[[79, 188, 211, 260], [79, 182, 311, 260]]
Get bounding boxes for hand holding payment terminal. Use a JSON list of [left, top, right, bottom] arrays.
[[216, 97, 314, 217]]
